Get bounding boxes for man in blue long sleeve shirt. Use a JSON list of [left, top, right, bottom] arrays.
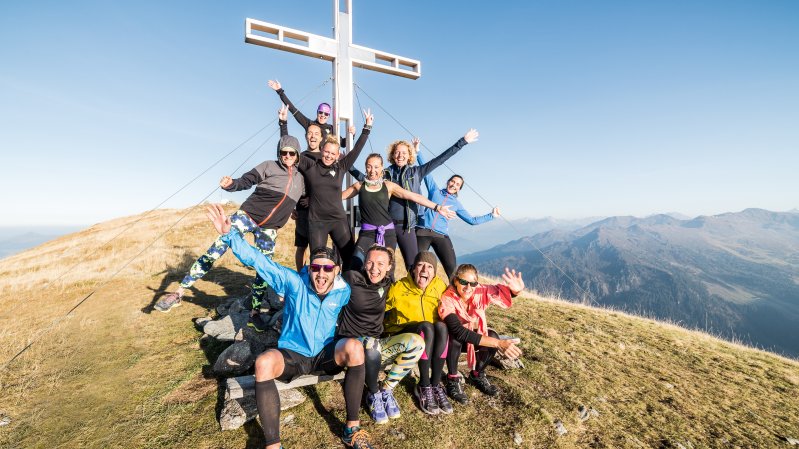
[[206, 204, 375, 449]]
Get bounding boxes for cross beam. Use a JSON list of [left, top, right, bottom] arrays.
[[244, 0, 421, 127]]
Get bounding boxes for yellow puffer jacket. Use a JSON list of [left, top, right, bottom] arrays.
[[384, 274, 448, 335]]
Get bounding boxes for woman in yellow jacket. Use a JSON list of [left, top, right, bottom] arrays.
[[384, 251, 452, 415]]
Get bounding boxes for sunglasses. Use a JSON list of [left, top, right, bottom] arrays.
[[280, 150, 298, 157], [309, 263, 336, 273], [317, 111, 330, 117], [456, 278, 479, 287]]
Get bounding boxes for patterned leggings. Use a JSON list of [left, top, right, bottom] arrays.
[[362, 333, 425, 394], [180, 210, 277, 308]]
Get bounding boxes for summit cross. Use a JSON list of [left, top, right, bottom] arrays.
[[245, 0, 421, 137]]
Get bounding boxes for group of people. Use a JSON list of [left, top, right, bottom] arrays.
[[156, 81, 525, 449]]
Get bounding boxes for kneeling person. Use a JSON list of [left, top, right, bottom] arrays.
[[205, 204, 374, 449]]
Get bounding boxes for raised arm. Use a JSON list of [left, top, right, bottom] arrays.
[[341, 182, 362, 200], [268, 80, 311, 130], [221, 163, 267, 192], [454, 200, 497, 226], [386, 181, 455, 219], [208, 204, 300, 297], [339, 108, 373, 170], [278, 104, 289, 137], [416, 129, 478, 178]]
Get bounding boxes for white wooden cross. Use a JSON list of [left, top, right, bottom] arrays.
[[245, 0, 421, 140]]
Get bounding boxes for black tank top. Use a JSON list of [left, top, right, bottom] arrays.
[[358, 182, 392, 226]]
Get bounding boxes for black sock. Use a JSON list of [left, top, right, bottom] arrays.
[[255, 380, 281, 446], [343, 363, 365, 422]]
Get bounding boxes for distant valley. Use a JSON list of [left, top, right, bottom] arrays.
[[0, 226, 84, 259], [462, 209, 799, 358]]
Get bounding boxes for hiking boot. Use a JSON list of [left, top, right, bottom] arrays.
[[366, 391, 388, 424], [382, 387, 400, 419], [414, 384, 440, 415], [468, 371, 498, 396], [247, 313, 268, 333], [446, 376, 469, 404], [154, 292, 182, 312], [432, 383, 453, 414], [341, 425, 374, 449]]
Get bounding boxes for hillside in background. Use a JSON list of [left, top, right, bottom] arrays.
[[0, 226, 84, 259], [1, 207, 798, 448], [463, 208, 799, 358]]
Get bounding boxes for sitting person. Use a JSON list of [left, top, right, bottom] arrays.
[[438, 264, 524, 402], [384, 251, 451, 415], [337, 246, 425, 424], [205, 203, 374, 449], [155, 135, 304, 315]]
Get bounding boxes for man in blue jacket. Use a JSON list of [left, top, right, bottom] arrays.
[[206, 204, 374, 449]]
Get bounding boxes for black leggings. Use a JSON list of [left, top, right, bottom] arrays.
[[399, 321, 448, 387], [393, 223, 419, 271], [446, 329, 499, 376], [416, 228, 457, 279], [309, 219, 355, 269]]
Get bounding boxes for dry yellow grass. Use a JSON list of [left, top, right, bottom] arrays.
[[1, 206, 797, 448]]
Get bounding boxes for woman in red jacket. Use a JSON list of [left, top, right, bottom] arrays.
[[438, 264, 524, 403]]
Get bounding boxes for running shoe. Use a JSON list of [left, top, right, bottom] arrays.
[[446, 376, 469, 404], [382, 387, 401, 419], [341, 425, 374, 449], [468, 370, 499, 396], [414, 384, 440, 415], [366, 391, 388, 424], [246, 312, 268, 333], [432, 383, 453, 414], [154, 292, 182, 312]]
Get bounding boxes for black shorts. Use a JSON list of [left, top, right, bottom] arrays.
[[294, 208, 310, 248], [276, 340, 342, 382]]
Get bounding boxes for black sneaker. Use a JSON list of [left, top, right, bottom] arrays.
[[247, 312, 268, 333], [414, 384, 440, 415], [432, 384, 453, 414], [446, 376, 469, 404], [468, 371, 498, 396]]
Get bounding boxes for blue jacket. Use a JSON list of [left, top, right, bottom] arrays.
[[222, 229, 351, 357], [416, 176, 494, 236]]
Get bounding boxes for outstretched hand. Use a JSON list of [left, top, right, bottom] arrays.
[[492, 206, 501, 218], [348, 125, 356, 136], [267, 79, 281, 91], [464, 128, 479, 143], [219, 176, 233, 189], [438, 205, 456, 219], [278, 104, 288, 121], [498, 338, 523, 359], [412, 137, 421, 149], [501, 267, 525, 295], [206, 204, 232, 235], [363, 108, 374, 126]]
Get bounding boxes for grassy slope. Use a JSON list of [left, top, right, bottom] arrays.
[[1, 206, 797, 448]]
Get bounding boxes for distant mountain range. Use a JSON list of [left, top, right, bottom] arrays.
[[462, 209, 799, 358], [0, 226, 84, 259]]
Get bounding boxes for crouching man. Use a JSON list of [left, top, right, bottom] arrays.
[[206, 204, 375, 449]]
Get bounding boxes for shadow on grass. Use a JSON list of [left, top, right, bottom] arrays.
[[305, 383, 346, 437], [141, 251, 253, 314]]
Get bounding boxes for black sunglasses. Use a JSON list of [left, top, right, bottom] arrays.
[[317, 111, 330, 117], [456, 278, 478, 287], [280, 150, 298, 157], [310, 263, 336, 273]]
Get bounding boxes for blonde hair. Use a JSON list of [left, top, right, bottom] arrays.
[[387, 140, 417, 165], [322, 134, 341, 152]]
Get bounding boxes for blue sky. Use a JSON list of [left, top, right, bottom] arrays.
[[1, 1, 797, 227]]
